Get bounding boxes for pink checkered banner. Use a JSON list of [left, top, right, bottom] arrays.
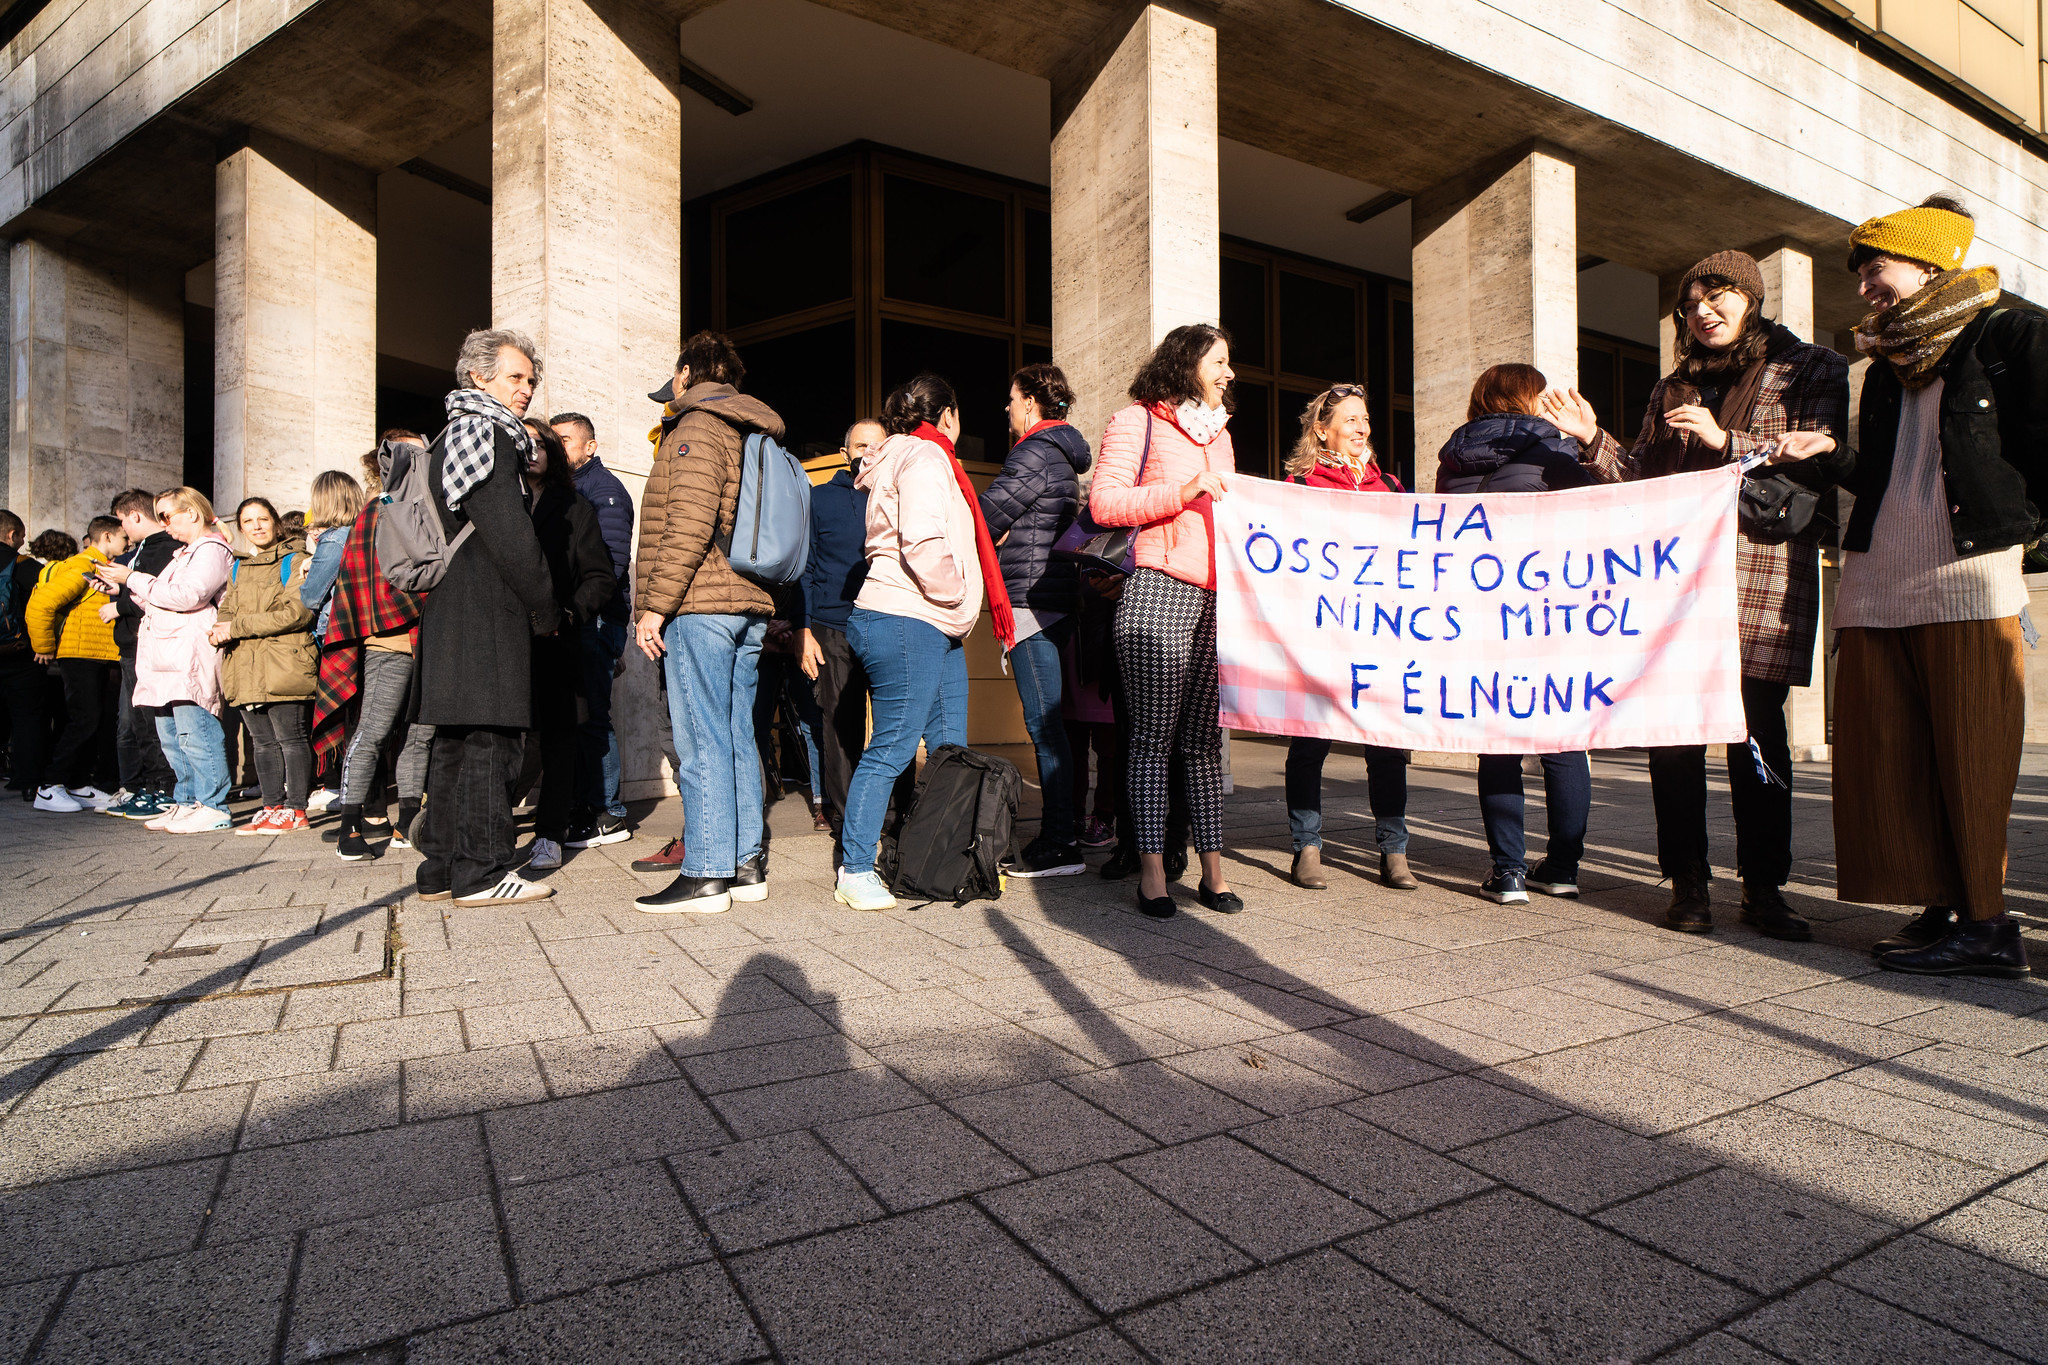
[[1214, 466, 1748, 753]]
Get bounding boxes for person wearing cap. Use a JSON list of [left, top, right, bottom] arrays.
[[629, 331, 787, 916], [1542, 250, 1850, 940], [1830, 195, 2044, 979]]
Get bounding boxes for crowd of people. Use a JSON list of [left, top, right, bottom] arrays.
[[0, 193, 2037, 979]]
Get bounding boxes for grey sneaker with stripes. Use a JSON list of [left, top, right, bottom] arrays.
[[454, 873, 555, 905]]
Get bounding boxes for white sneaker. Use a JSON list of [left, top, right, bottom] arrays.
[[454, 872, 555, 904], [306, 788, 341, 812], [834, 869, 898, 912], [33, 785, 84, 812], [167, 805, 233, 833], [527, 837, 563, 871], [144, 804, 191, 830], [68, 786, 119, 810]]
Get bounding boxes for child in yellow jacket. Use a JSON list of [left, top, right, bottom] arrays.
[[25, 516, 128, 810]]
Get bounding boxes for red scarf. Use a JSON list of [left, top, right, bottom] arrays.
[[917, 422, 1015, 649]]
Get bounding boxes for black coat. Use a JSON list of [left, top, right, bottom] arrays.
[[1845, 298, 2048, 557], [529, 483, 618, 726], [418, 424, 561, 729], [1435, 413, 1594, 494], [978, 422, 1094, 615]]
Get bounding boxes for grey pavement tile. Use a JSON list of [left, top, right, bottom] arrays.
[[1594, 1167, 1891, 1293], [1196, 982, 1355, 1033], [1656, 1332, 1803, 1364], [402, 974, 566, 1016], [241, 1065, 402, 1147], [979, 1162, 1252, 1312], [561, 984, 702, 1032], [1343, 1073, 1567, 1151], [287, 1195, 510, 1362], [1771, 978, 1952, 1026], [1349, 1189, 1754, 1365], [823, 987, 1006, 1048], [501, 1161, 707, 1297], [1118, 1134, 1382, 1261], [672, 975, 824, 1023], [1121, 1247, 1519, 1365], [185, 1026, 336, 1088], [1487, 1049, 1753, 1135], [948, 970, 1139, 1023], [532, 1028, 682, 1095], [1455, 1114, 1714, 1214], [870, 1021, 1093, 1099], [145, 994, 287, 1043], [404, 1265, 764, 1365], [816, 1103, 1026, 1211], [945, 1080, 1154, 1174], [1257, 1025, 1451, 1094], [485, 1079, 727, 1186], [1010, 1008, 1195, 1066], [1336, 1011, 1533, 1070], [996, 1327, 1147, 1365], [653, 1003, 831, 1057], [673, 1129, 882, 1251], [402, 1044, 550, 1121], [1160, 1042, 1362, 1116], [0, 1084, 249, 1185], [0, 1159, 220, 1284], [679, 1032, 873, 1093], [1538, 971, 1716, 1023], [2004, 1162, 2048, 1213], [461, 995, 588, 1050], [1681, 1000, 1930, 1066], [334, 1011, 463, 1069], [0, 1279, 64, 1363], [1408, 988, 1660, 1053], [1830, 1054, 2048, 1133], [1836, 1233, 2048, 1362], [209, 1116, 488, 1241], [1585, 1022, 1850, 1100], [0, 983, 68, 1016], [1889, 1002, 2048, 1056], [1894, 1040, 2048, 1106], [1669, 1106, 2006, 1226], [1059, 1059, 1266, 1144], [731, 1201, 1090, 1364], [1, 1005, 164, 1058], [23, 1040, 200, 1108], [708, 1064, 926, 1139], [37, 1234, 293, 1365], [1774, 1078, 2048, 1173], [1113, 994, 1281, 1048], [1234, 1106, 1493, 1218], [280, 980, 402, 1030], [1727, 1279, 2020, 1365], [1923, 1195, 2048, 1278]]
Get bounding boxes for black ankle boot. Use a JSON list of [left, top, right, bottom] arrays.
[[1739, 884, 1812, 942], [1666, 875, 1712, 933], [1879, 915, 2031, 979], [1872, 906, 1958, 956], [1100, 845, 1139, 881], [336, 807, 379, 862]]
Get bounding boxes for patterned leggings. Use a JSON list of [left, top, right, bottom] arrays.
[[1114, 568, 1223, 854]]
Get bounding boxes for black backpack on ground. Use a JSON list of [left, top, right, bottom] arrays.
[[877, 745, 1021, 906]]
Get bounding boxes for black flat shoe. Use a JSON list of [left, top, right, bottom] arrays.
[[1873, 906, 1958, 956], [1197, 883, 1243, 915], [1879, 915, 2031, 979], [1138, 892, 1176, 920], [1163, 844, 1188, 884], [1100, 845, 1139, 881]]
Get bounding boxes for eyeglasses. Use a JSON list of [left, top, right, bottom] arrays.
[[1326, 384, 1367, 400], [1678, 288, 1738, 317]]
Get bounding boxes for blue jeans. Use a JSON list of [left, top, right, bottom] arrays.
[[1286, 738, 1408, 854], [1010, 622, 1076, 847], [578, 618, 628, 818], [841, 608, 968, 874], [662, 613, 767, 878], [155, 704, 229, 810], [1477, 751, 1590, 878]]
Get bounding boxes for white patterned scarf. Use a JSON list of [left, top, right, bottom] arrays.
[[441, 387, 534, 509], [1175, 399, 1229, 445]]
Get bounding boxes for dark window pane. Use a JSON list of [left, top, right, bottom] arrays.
[[1024, 208, 1051, 328], [730, 321, 857, 459], [1230, 383, 1271, 478], [723, 176, 852, 328], [1280, 386, 1326, 476], [1621, 355, 1660, 438], [1278, 271, 1357, 381], [1578, 345, 1618, 436], [1022, 342, 1052, 368], [879, 320, 1011, 464], [1388, 406, 1415, 491], [1391, 297, 1413, 397], [1221, 256, 1267, 370], [883, 176, 1007, 319]]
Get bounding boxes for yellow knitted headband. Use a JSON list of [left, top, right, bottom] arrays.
[[1849, 205, 1973, 270]]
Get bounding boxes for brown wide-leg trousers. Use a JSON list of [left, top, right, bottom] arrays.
[[1832, 617, 2024, 919]]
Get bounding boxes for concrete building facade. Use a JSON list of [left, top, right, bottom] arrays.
[[1, 0, 2045, 789]]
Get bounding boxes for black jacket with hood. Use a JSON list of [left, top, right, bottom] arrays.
[[978, 421, 1094, 616], [1434, 413, 1594, 494]]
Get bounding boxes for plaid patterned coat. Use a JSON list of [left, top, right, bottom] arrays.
[[1583, 341, 1850, 686]]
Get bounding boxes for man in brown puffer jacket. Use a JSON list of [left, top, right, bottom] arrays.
[[631, 331, 786, 915]]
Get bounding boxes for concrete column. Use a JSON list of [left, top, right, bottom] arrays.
[[1051, 3, 1219, 448], [214, 135, 376, 512], [1410, 144, 1577, 495], [8, 237, 182, 536], [494, 0, 682, 798]]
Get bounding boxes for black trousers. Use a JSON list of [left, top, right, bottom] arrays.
[[534, 717, 578, 842], [0, 651, 48, 793], [52, 659, 120, 790], [810, 623, 869, 829], [417, 725, 523, 897], [118, 652, 175, 795], [1647, 678, 1793, 888]]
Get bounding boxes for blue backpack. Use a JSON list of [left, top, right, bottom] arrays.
[[717, 432, 812, 587]]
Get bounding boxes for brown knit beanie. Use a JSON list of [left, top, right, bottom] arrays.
[[1675, 250, 1765, 311]]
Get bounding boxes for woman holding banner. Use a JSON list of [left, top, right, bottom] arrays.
[[1438, 364, 1596, 905], [1281, 384, 1418, 893], [1089, 323, 1241, 920], [1543, 250, 1849, 941]]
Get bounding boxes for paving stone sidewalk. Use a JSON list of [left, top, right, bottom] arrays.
[[2, 740, 2046, 1364]]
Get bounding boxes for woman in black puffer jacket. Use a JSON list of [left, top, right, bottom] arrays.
[[1436, 364, 1596, 907], [980, 362, 1094, 877]]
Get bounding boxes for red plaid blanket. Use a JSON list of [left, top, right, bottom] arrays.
[[312, 503, 424, 770]]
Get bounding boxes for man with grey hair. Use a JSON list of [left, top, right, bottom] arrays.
[[414, 328, 563, 904]]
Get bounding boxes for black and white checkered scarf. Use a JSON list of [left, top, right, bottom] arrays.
[[441, 387, 533, 509]]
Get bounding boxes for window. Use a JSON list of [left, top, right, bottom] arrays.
[[883, 175, 1008, 319], [1579, 332, 1660, 442], [723, 175, 852, 328]]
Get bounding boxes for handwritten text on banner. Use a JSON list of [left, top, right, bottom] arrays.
[[1213, 466, 1748, 754]]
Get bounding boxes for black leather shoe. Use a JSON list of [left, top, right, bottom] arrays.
[[1879, 915, 2031, 979], [1873, 906, 1958, 956], [1666, 876, 1712, 933], [729, 856, 767, 903], [1163, 843, 1188, 884], [1197, 882, 1243, 915], [1100, 845, 1139, 881], [634, 875, 732, 914], [1739, 884, 1812, 941], [1138, 892, 1176, 920]]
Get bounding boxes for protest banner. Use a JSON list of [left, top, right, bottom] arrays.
[[1214, 465, 1748, 753]]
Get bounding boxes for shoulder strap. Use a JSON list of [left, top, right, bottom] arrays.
[[231, 560, 239, 582], [1138, 412, 1154, 485], [280, 552, 296, 585]]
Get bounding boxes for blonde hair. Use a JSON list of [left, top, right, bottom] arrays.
[[306, 470, 365, 532], [157, 486, 216, 526], [1283, 384, 1373, 479]]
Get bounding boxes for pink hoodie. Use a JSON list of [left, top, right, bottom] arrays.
[[854, 431, 985, 639], [1087, 402, 1235, 591], [129, 535, 233, 714]]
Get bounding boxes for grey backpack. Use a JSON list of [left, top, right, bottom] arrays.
[[375, 436, 471, 592]]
